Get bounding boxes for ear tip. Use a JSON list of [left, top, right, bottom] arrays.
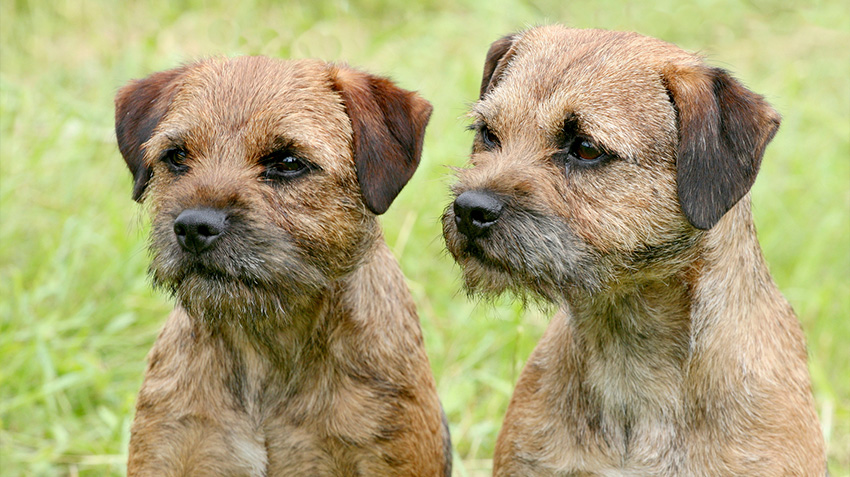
[[407, 92, 433, 124], [420, 98, 434, 118], [359, 164, 417, 215], [130, 167, 152, 202], [684, 211, 717, 230], [367, 203, 390, 215], [767, 109, 782, 132], [362, 190, 393, 215]]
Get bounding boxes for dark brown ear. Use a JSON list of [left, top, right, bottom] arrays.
[[115, 66, 187, 202], [330, 66, 432, 215], [665, 66, 780, 230], [479, 34, 517, 99]]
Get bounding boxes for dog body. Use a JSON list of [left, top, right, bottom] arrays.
[[443, 26, 825, 475], [116, 57, 451, 476]]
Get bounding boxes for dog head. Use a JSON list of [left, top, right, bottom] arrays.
[[442, 26, 779, 302], [116, 57, 431, 318]]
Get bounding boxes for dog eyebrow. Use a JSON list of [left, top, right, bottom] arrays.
[[562, 113, 579, 133], [466, 119, 484, 132], [469, 102, 496, 122], [247, 134, 296, 157], [467, 111, 485, 126], [161, 131, 188, 145], [143, 130, 188, 157], [268, 136, 298, 152]]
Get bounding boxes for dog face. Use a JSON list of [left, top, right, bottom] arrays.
[[116, 57, 431, 319], [442, 26, 779, 301]]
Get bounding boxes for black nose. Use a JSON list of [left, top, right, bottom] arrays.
[[173, 208, 228, 254], [453, 190, 504, 239]]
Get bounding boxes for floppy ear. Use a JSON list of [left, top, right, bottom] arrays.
[[479, 34, 517, 99], [665, 66, 781, 230], [330, 66, 432, 215], [115, 66, 187, 202]]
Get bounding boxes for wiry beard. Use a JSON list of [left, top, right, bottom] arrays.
[[443, 203, 701, 307], [443, 206, 608, 305], [148, 216, 330, 328], [151, 268, 323, 327]]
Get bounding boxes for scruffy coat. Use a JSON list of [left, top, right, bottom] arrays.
[[116, 57, 451, 476], [443, 26, 826, 476]]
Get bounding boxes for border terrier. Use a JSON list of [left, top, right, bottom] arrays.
[[442, 26, 825, 475], [116, 56, 451, 476]]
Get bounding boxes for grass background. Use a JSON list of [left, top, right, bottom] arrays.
[[1, 0, 847, 475]]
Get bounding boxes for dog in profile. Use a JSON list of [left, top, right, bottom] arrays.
[[443, 26, 825, 475], [116, 56, 451, 476]]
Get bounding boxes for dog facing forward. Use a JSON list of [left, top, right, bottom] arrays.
[[443, 26, 825, 475], [116, 57, 451, 476]]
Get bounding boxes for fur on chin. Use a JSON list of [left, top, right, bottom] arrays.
[[150, 263, 327, 327], [443, 204, 607, 305], [457, 252, 584, 308]]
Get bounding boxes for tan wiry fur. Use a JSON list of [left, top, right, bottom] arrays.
[[116, 57, 451, 476], [442, 26, 825, 476]]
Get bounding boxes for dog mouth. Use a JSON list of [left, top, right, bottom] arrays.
[[444, 203, 533, 273], [453, 236, 559, 302], [457, 239, 511, 272], [148, 220, 330, 306], [172, 259, 239, 283], [149, 221, 272, 293], [149, 245, 326, 321], [150, 252, 248, 294], [443, 202, 516, 274]]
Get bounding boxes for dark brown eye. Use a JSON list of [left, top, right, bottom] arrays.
[[480, 126, 500, 149], [161, 147, 189, 174], [262, 152, 309, 182], [571, 139, 604, 161], [273, 156, 303, 172]]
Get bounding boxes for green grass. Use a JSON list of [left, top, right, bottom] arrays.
[[1, 1, 847, 475]]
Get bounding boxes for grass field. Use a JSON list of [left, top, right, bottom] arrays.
[[1, 1, 848, 475]]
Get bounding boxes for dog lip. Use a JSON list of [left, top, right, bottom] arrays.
[[460, 240, 504, 270], [168, 252, 238, 283], [177, 262, 223, 281]]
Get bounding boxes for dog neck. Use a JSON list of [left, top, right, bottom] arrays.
[[551, 196, 796, 436], [563, 271, 693, 418], [684, 196, 805, 403]]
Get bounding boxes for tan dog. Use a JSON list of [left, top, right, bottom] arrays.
[[116, 56, 451, 476], [442, 26, 825, 475]]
